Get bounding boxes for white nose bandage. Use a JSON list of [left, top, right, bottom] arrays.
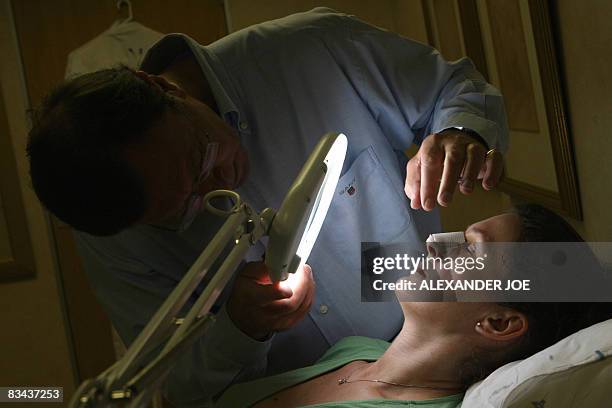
[[426, 231, 466, 244], [426, 232, 466, 257]]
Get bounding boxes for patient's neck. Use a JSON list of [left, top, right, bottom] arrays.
[[362, 318, 467, 395]]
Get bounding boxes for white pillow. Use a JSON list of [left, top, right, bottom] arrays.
[[462, 318, 612, 407]]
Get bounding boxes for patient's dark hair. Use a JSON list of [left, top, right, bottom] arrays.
[[27, 66, 176, 236], [460, 204, 612, 386]]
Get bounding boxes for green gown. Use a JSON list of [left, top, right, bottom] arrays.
[[215, 336, 464, 407]]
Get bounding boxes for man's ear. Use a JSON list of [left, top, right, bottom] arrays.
[[134, 70, 187, 98], [476, 309, 528, 342]]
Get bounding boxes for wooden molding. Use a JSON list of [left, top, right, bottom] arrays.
[[457, 0, 489, 79], [453, 0, 583, 219], [500, 178, 562, 213], [528, 0, 582, 219], [0, 81, 35, 283]]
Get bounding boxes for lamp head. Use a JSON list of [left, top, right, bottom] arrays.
[[266, 133, 348, 282]]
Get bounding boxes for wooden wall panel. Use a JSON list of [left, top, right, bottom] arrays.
[[486, 0, 539, 132], [432, 0, 464, 60]]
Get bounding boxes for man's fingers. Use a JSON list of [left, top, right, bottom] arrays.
[[271, 276, 315, 331], [410, 188, 422, 210], [407, 132, 502, 210], [242, 281, 293, 304], [405, 157, 422, 209], [263, 264, 314, 314], [437, 145, 466, 206], [419, 135, 445, 211], [459, 143, 486, 195], [482, 151, 504, 190], [280, 273, 315, 319], [236, 262, 293, 302], [275, 292, 314, 331], [239, 261, 273, 283]]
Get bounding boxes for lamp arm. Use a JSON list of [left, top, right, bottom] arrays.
[[124, 206, 274, 405], [109, 202, 247, 387], [124, 314, 217, 407], [70, 191, 275, 408]]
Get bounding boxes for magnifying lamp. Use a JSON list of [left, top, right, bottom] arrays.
[[266, 133, 347, 281], [70, 132, 348, 407]]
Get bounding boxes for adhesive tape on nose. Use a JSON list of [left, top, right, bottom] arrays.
[[426, 231, 466, 244]]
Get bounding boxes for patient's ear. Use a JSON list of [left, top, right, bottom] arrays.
[[475, 309, 528, 342]]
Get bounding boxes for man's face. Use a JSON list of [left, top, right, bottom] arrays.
[[123, 95, 249, 225]]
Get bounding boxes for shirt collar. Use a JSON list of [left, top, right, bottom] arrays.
[[140, 33, 241, 128]]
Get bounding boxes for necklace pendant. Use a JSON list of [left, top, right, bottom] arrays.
[[338, 378, 348, 385]]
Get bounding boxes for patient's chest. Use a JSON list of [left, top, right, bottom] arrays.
[[253, 361, 375, 408]]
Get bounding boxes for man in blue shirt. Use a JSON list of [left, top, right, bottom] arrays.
[[27, 8, 508, 406]]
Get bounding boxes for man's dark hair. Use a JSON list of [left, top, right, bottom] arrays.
[[27, 67, 176, 236], [461, 204, 612, 386]]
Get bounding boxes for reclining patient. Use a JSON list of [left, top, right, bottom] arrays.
[[215, 204, 612, 407]]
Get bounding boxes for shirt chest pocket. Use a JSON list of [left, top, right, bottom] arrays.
[[320, 146, 415, 256]]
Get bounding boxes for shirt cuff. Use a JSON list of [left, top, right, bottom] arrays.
[[206, 305, 274, 366], [434, 113, 508, 154], [441, 126, 489, 149]]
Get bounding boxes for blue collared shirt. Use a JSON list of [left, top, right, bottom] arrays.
[[75, 7, 508, 406]]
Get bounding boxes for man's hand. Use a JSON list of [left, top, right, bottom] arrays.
[[227, 261, 315, 340], [404, 129, 504, 211]]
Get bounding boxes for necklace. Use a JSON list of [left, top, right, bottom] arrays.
[[337, 365, 463, 391], [337, 377, 462, 391]]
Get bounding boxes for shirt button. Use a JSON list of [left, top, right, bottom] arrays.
[[318, 304, 329, 315], [239, 121, 248, 130]]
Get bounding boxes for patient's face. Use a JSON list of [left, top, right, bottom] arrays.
[[399, 212, 523, 323]]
